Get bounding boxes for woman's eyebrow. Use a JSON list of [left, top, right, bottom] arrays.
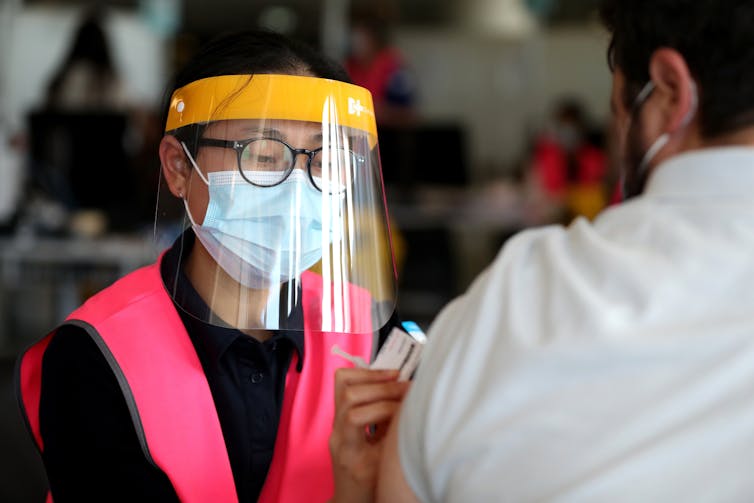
[[239, 127, 283, 139], [316, 132, 359, 143]]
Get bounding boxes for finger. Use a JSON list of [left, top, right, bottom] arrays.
[[336, 380, 410, 410], [367, 420, 393, 442], [342, 400, 403, 438], [333, 367, 400, 397], [333, 381, 408, 432], [335, 367, 400, 387]]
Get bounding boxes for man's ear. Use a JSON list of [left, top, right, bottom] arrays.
[[648, 48, 697, 133], [159, 135, 191, 197]]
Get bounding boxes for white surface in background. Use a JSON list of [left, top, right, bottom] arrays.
[[459, 0, 539, 38], [393, 25, 612, 180], [0, 5, 167, 225], [0, 124, 22, 223], [4, 5, 167, 131]]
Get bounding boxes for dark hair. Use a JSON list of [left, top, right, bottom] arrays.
[[163, 29, 351, 150], [349, 11, 391, 48], [67, 10, 113, 70], [46, 8, 115, 105], [600, 0, 754, 138], [555, 98, 586, 128]]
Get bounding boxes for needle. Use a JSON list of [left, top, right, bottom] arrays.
[[331, 344, 368, 368]]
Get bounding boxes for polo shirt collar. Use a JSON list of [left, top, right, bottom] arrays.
[[160, 229, 305, 370], [645, 146, 754, 199]]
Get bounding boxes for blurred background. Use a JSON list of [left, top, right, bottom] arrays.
[[0, 0, 613, 500]]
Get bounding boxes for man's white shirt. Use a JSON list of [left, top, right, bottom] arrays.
[[399, 147, 754, 502]]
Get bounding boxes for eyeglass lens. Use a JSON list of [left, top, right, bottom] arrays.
[[239, 138, 362, 192]]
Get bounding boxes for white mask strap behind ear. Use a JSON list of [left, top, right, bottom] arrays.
[[179, 141, 203, 227], [636, 80, 698, 177], [182, 196, 199, 227], [180, 141, 210, 185], [634, 80, 656, 107], [680, 81, 698, 128], [637, 132, 669, 175]]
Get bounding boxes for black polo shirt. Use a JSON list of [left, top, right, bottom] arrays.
[[39, 230, 304, 502]]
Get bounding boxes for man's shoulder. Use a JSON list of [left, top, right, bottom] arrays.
[[426, 192, 720, 360], [424, 214, 636, 352]]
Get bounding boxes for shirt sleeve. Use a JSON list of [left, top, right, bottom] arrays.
[[397, 291, 472, 502], [397, 371, 433, 502], [39, 325, 179, 502]]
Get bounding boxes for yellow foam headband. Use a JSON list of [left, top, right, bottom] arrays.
[[165, 74, 378, 140]]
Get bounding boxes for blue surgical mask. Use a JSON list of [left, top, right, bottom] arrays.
[[182, 143, 337, 288]]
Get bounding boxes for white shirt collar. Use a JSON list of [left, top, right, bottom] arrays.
[[645, 146, 754, 199]]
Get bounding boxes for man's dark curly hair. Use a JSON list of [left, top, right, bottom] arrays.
[[600, 0, 754, 139]]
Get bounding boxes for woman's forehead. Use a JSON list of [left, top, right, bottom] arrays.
[[204, 119, 324, 140]]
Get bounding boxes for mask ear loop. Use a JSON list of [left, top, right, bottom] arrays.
[[180, 141, 209, 227], [620, 81, 656, 200], [633, 80, 656, 107], [679, 81, 698, 128], [637, 132, 670, 175], [633, 80, 699, 188], [181, 141, 210, 185]]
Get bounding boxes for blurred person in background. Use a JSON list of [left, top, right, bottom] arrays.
[[20, 6, 161, 236], [16, 29, 407, 503], [524, 97, 609, 223], [378, 0, 754, 500], [44, 7, 128, 111], [344, 7, 412, 291], [344, 8, 417, 128]]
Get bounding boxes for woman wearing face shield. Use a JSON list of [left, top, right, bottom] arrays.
[[16, 30, 407, 503]]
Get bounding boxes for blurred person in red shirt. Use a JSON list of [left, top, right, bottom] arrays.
[[526, 98, 610, 222], [344, 10, 417, 128]]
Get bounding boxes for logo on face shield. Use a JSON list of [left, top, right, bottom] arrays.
[[348, 97, 367, 116]]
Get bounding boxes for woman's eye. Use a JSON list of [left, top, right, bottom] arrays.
[[254, 154, 278, 164]]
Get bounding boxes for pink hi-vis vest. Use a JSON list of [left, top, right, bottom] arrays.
[[17, 262, 375, 503]]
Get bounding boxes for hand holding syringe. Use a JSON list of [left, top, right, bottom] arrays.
[[331, 321, 426, 381]]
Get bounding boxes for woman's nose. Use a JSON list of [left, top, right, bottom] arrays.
[[292, 152, 310, 172]]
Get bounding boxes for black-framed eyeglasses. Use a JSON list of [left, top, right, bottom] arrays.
[[197, 137, 366, 193]]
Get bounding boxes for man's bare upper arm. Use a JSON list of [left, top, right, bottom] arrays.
[[376, 402, 422, 503]]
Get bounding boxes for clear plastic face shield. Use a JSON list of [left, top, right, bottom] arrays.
[[160, 74, 397, 334]]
